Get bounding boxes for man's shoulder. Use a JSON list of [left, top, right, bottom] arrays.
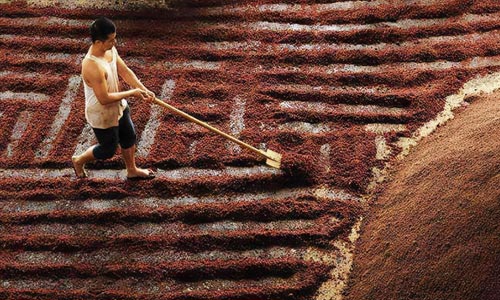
[[81, 57, 104, 81], [82, 56, 92, 64], [82, 57, 101, 70]]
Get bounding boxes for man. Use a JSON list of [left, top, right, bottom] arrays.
[[72, 17, 155, 180]]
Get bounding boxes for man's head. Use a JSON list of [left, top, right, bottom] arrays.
[[90, 17, 117, 49]]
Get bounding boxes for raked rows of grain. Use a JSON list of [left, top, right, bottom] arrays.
[[1, 1, 499, 299]]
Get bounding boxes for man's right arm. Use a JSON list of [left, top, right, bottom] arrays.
[[82, 59, 147, 105]]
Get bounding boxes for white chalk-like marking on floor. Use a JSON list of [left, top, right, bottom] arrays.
[[189, 140, 199, 157], [26, 0, 171, 9], [177, 122, 208, 133], [0, 34, 82, 45], [0, 71, 38, 78], [290, 31, 500, 52], [36, 75, 81, 159], [276, 31, 500, 52], [264, 83, 413, 95], [280, 101, 407, 116], [218, 1, 383, 14], [364, 123, 407, 134], [3, 218, 323, 237], [201, 218, 320, 232], [0, 91, 50, 102], [313, 186, 361, 202], [0, 165, 281, 181], [375, 135, 391, 160], [0, 275, 297, 295], [204, 40, 263, 51], [203, 0, 459, 15], [11, 247, 305, 266], [247, 12, 500, 33], [137, 79, 176, 158], [311, 217, 363, 300], [320, 144, 331, 173], [43, 16, 87, 26], [260, 55, 500, 75], [5, 111, 32, 158], [163, 60, 222, 70], [44, 52, 75, 60], [226, 95, 246, 154], [72, 124, 94, 157], [201, 30, 500, 57], [17, 51, 75, 61], [278, 122, 331, 134], [229, 96, 246, 137], [0, 186, 359, 216]]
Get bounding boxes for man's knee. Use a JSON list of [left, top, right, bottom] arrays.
[[120, 131, 136, 150], [93, 143, 118, 160]]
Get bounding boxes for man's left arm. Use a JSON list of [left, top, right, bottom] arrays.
[[117, 53, 155, 101]]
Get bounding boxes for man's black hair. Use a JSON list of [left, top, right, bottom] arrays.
[[90, 17, 116, 43]]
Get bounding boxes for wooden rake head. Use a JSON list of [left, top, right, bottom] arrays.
[[262, 149, 282, 169]]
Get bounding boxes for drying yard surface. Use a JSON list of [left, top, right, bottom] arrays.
[[345, 91, 500, 300], [0, 0, 499, 299]]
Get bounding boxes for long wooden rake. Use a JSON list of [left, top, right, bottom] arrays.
[[152, 98, 282, 169]]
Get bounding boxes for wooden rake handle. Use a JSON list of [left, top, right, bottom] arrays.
[[152, 98, 281, 166]]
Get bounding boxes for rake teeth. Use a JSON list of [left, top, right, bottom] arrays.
[[265, 149, 282, 169]]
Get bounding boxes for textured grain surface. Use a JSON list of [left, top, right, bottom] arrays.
[[0, 0, 499, 299]]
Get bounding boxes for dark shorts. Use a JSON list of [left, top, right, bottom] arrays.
[[92, 106, 136, 160]]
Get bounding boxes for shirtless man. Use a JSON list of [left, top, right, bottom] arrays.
[[72, 17, 155, 180]]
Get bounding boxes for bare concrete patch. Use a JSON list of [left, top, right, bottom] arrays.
[[280, 101, 407, 116], [276, 30, 500, 52], [0, 186, 358, 215], [227, 95, 246, 154], [205, 41, 263, 51], [220, 1, 388, 14], [12, 247, 306, 265], [0, 165, 280, 180], [306, 218, 363, 300], [268, 83, 417, 94], [313, 186, 362, 202], [164, 60, 221, 70], [36, 75, 81, 159], [365, 123, 407, 134], [72, 124, 95, 157], [247, 13, 500, 33], [278, 122, 331, 134], [259, 55, 500, 75], [319, 144, 331, 173], [5, 110, 32, 158], [0, 91, 50, 102], [26, 0, 172, 9], [7, 217, 325, 237], [137, 79, 176, 158], [375, 135, 391, 160]]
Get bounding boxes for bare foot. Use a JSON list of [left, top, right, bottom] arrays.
[[72, 155, 88, 178], [127, 168, 155, 180]]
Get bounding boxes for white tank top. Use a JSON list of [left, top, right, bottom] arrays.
[[83, 46, 127, 129]]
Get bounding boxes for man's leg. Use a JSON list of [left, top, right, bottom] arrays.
[[72, 126, 119, 178], [119, 106, 154, 179], [72, 146, 95, 178], [121, 144, 153, 178]]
